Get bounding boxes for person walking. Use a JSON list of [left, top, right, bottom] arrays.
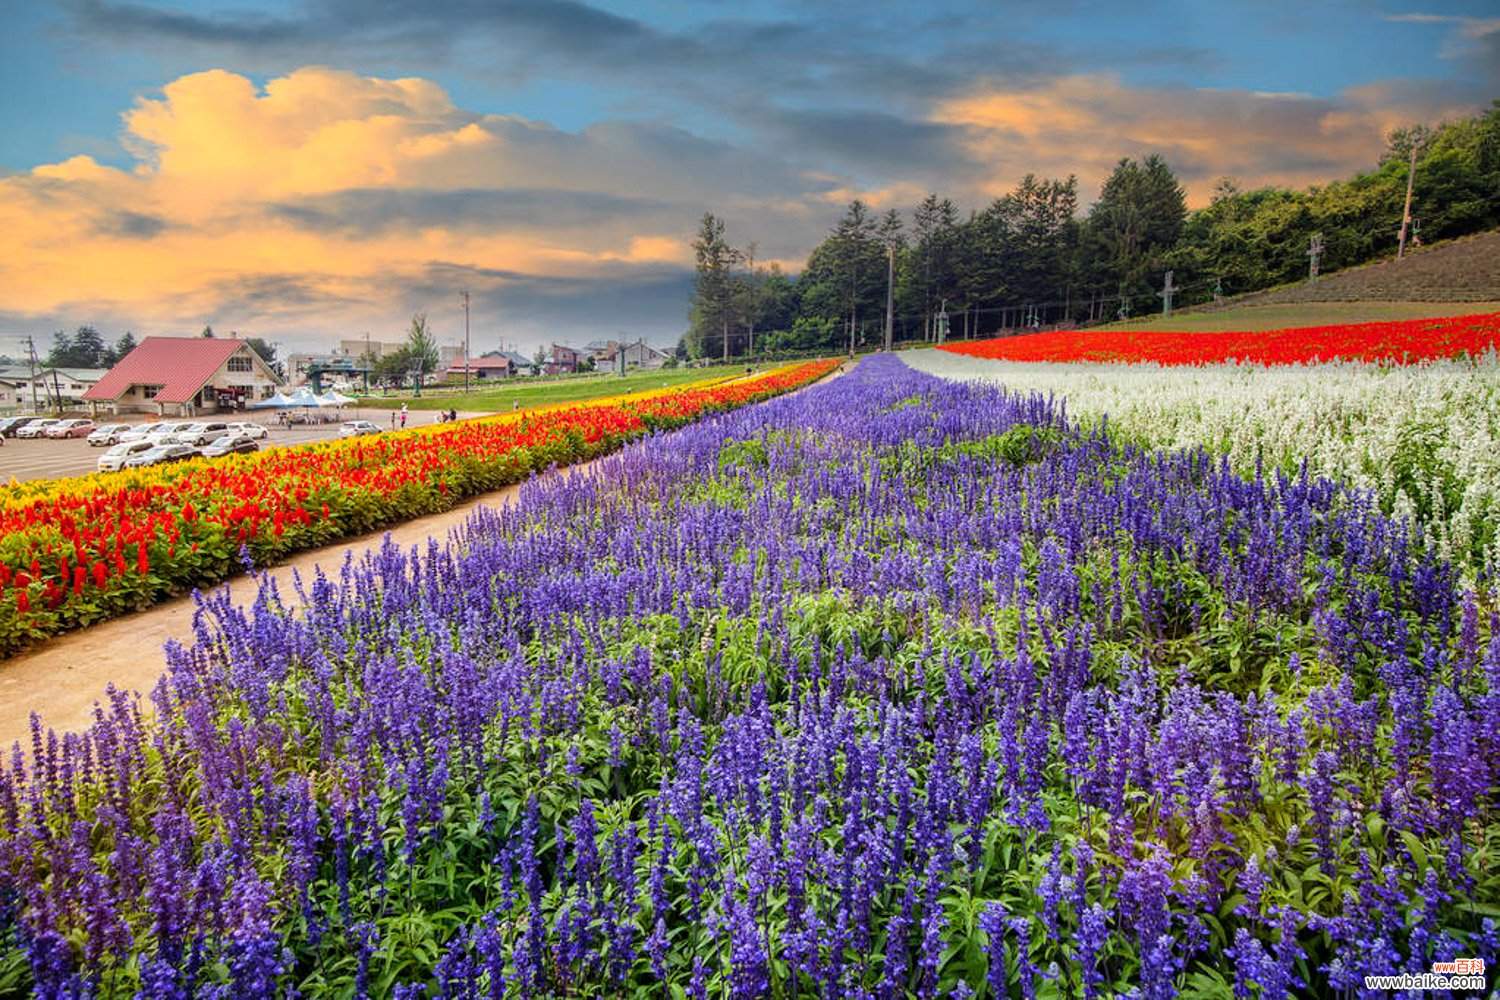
[[400, 403, 408, 430]]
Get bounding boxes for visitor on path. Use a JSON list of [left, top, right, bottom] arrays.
[[390, 411, 396, 429], [400, 403, 408, 429], [448, 408, 457, 423]]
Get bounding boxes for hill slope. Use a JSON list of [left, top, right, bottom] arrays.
[[1083, 229, 1500, 332], [1211, 228, 1500, 306]]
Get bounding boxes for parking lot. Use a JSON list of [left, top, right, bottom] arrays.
[[0, 408, 487, 484]]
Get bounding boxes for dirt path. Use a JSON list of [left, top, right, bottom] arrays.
[[0, 465, 587, 750]]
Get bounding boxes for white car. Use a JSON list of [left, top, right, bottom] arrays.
[[97, 440, 156, 472], [224, 421, 269, 440], [170, 421, 231, 447], [143, 422, 196, 446], [87, 423, 133, 446], [339, 420, 381, 438], [119, 421, 169, 444], [14, 419, 60, 439]]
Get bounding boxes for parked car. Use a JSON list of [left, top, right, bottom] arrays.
[[339, 420, 381, 438], [87, 423, 134, 446], [97, 440, 156, 472], [170, 421, 231, 447], [0, 416, 43, 437], [15, 419, 60, 439], [45, 418, 95, 439], [224, 421, 269, 440], [119, 421, 169, 443], [201, 433, 260, 458], [142, 422, 196, 446], [124, 444, 199, 469]]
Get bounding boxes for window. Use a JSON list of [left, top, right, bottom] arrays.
[[227, 355, 253, 373], [142, 385, 164, 399]]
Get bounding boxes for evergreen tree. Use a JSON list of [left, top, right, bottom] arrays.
[[687, 213, 742, 361], [911, 194, 961, 339], [47, 326, 110, 368], [1086, 155, 1186, 306], [405, 314, 440, 375], [113, 332, 137, 363]]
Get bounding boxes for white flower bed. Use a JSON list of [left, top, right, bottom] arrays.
[[902, 347, 1500, 576]]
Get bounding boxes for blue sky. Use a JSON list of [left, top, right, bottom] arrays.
[[0, 0, 1495, 353]]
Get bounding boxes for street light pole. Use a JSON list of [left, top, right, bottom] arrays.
[[1397, 137, 1421, 259], [884, 244, 895, 352], [460, 290, 470, 394]]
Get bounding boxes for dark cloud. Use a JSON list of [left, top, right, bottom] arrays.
[[750, 107, 972, 175], [56, 0, 1071, 174], [271, 187, 668, 236], [398, 261, 696, 347], [92, 209, 169, 239], [67, 0, 308, 44], [203, 272, 364, 318]]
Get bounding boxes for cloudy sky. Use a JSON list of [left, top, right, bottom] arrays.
[[0, 1, 1495, 357]]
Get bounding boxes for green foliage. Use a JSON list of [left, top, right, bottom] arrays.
[[46, 325, 113, 368], [691, 100, 1500, 350]]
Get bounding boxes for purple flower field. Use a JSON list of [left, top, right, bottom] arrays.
[[1, 353, 1496, 997]]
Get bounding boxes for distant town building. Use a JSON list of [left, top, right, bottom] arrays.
[[83, 336, 283, 416], [445, 356, 514, 380], [0, 366, 108, 411], [543, 344, 582, 376], [611, 338, 671, 370], [339, 338, 406, 358]]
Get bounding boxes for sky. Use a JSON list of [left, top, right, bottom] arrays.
[[0, 1, 1496, 358]]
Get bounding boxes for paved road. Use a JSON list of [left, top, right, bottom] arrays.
[[0, 407, 487, 484]]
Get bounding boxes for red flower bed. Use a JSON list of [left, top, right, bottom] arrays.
[[0, 360, 837, 655], [938, 312, 1500, 366]]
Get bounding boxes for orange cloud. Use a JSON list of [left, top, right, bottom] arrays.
[[0, 67, 770, 344], [933, 74, 1484, 205]]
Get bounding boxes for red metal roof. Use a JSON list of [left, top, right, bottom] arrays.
[[84, 337, 253, 404]]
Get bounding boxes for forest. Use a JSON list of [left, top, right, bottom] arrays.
[[683, 100, 1500, 357]]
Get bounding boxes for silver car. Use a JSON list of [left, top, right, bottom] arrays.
[[171, 421, 231, 447]]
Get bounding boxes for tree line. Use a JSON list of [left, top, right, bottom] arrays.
[[684, 99, 1500, 357]]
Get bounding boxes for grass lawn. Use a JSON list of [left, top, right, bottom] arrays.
[[1087, 300, 1500, 333], [358, 363, 755, 411]]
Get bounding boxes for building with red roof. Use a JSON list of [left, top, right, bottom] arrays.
[[83, 336, 284, 417], [444, 356, 513, 380]]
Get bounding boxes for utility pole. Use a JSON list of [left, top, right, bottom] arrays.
[[884, 244, 895, 352], [1397, 136, 1421, 258], [25, 336, 39, 412], [459, 290, 470, 395], [1306, 232, 1324, 283], [1157, 271, 1176, 315]]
